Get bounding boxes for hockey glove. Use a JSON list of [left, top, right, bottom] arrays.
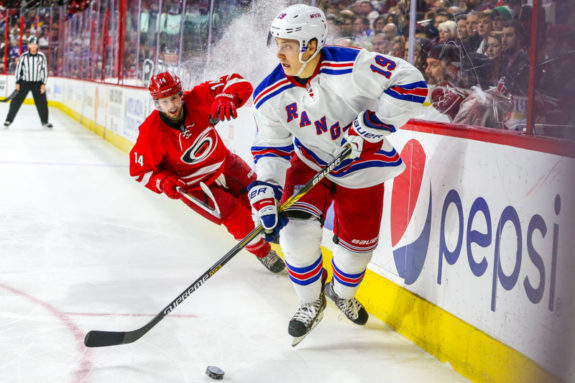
[[352, 110, 393, 143], [341, 129, 364, 160], [248, 180, 288, 242], [343, 110, 391, 159], [160, 174, 185, 200], [210, 93, 238, 124]]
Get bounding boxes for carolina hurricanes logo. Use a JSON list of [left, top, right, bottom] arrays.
[[391, 139, 431, 285], [181, 127, 218, 164]]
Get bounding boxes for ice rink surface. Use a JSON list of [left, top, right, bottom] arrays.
[[0, 104, 469, 383]]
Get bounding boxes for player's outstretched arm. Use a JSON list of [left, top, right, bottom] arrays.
[[208, 73, 253, 123]]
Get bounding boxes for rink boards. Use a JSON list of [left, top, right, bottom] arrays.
[[3, 75, 573, 383]]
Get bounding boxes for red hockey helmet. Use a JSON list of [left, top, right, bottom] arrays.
[[148, 72, 182, 100]]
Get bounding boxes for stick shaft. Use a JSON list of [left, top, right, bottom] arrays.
[[84, 145, 351, 347]]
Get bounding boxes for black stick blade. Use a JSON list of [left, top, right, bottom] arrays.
[[84, 330, 127, 347]]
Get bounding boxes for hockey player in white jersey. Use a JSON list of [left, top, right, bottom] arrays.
[[248, 4, 428, 345]]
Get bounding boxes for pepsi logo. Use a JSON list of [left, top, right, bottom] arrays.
[[391, 139, 431, 285]]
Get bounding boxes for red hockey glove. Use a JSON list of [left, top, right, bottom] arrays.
[[210, 93, 238, 124], [160, 175, 185, 200]]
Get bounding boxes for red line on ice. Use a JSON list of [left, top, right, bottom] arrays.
[[0, 283, 92, 383]]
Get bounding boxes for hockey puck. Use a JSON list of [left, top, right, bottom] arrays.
[[206, 366, 224, 380]]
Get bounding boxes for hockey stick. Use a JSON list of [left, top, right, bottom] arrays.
[[84, 144, 352, 347], [0, 90, 18, 103], [177, 182, 221, 220]]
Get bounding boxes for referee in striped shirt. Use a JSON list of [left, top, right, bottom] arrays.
[[4, 36, 52, 128]]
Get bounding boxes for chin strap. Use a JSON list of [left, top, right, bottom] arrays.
[[295, 46, 321, 77]]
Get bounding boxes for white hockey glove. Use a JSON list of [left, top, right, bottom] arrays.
[[341, 110, 390, 160], [248, 180, 287, 242], [341, 130, 364, 160], [351, 110, 393, 143]]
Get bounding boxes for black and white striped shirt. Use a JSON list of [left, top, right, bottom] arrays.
[[15, 51, 47, 84]]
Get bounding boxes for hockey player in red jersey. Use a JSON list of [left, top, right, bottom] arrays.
[[130, 72, 285, 273], [248, 5, 427, 345]]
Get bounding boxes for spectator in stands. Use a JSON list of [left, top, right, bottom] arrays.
[[412, 37, 432, 74], [389, 35, 406, 58], [384, 12, 399, 27], [463, 11, 481, 51], [507, 0, 523, 21], [372, 15, 387, 34], [501, 19, 529, 97], [338, 10, 355, 38], [435, 10, 451, 26], [370, 32, 389, 53], [476, 10, 493, 55], [427, 43, 466, 120], [382, 22, 397, 41], [326, 14, 340, 44], [492, 6, 514, 32], [352, 0, 376, 18], [422, 11, 440, 40], [485, 31, 504, 85], [352, 0, 380, 26], [352, 16, 372, 41], [455, 15, 468, 42], [437, 20, 457, 43], [425, 43, 461, 85]]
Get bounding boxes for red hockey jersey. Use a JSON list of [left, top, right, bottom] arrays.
[[130, 74, 253, 194]]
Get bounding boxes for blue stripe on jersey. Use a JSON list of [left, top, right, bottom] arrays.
[[397, 80, 428, 90], [364, 111, 396, 133], [295, 138, 402, 177], [383, 90, 426, 104], [319, 68, 353, 75], [255, 83, 295, 109], [253, 64, 285, 99], [252, 144, 294, 164], [322, 46, 361, 63], [384, 81, 428, 104], [332, 156, 404, 176], [332, 147, 398, 171], [294, 138, 328, 167]]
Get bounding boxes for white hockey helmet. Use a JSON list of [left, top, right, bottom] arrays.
[[269, 4, 328, 65]]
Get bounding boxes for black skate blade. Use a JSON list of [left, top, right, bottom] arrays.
[[291, 310, 324, 347]]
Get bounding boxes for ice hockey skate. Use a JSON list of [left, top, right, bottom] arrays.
[[325, 281, 369, 325], [289, 293, 326, 347], [256, 249, 285, 273]]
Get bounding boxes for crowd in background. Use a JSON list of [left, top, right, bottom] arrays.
[[0, 0, 573, 137], [315, 0, 574, 135]]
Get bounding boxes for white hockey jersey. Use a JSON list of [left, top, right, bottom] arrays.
[[251, 46, 428, 189]]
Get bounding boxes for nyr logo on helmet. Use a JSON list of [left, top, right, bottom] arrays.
[[181, 127, 218, 165], [391, 139, 431, 285], [277, 13, 286, 20]]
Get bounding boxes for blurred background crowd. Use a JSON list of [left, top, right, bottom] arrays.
[[318, 0, 574, 134], [0, 0, 573, 137]]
